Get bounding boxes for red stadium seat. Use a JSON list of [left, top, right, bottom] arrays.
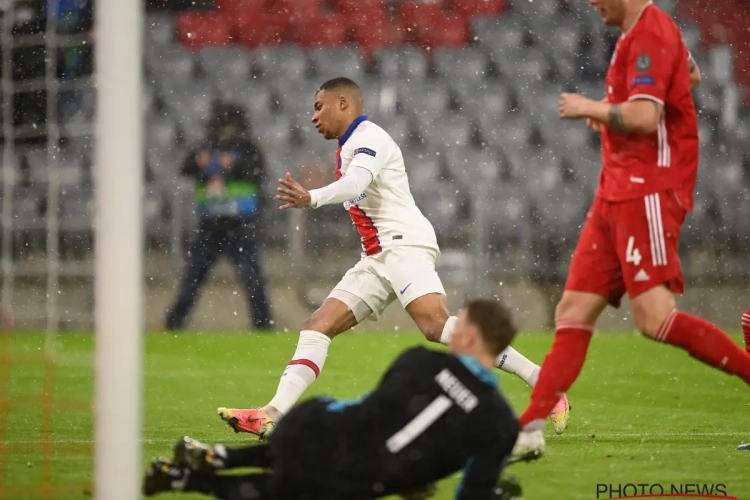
[[677, 0, 739, 48], [333, 0, 385, 16], [438, 14, 469, 46], [177, 13, 231, 49], [235, 12, 290, 47], [349, 10, 388, 35], [400, 1, 444, 42], [296, 13, 348, 47], [674, 0, 749, 106], [698, 9, 738, 46], [449, 0, 506, 17], [215, 0, 265, 17], [272, 0, 324, 18], [388, 17, 408, 46], [415, 13, 468, 48], [352, 14, 403, 58]]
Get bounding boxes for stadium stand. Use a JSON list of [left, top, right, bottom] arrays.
[[2, 0, 749, 283]]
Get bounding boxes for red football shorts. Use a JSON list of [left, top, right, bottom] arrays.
[[565, 190, 687, 308]]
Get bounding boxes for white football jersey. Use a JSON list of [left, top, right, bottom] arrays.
[[335, 117, 438, 256]]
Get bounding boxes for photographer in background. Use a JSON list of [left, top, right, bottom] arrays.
[[165, 103, 273, 332]]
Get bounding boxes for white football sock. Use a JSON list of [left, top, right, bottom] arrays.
[[439, 316, 540, 389], [266, 330, 331, 418], [439, 316, 458, 345], [496, 346, 540, 388]]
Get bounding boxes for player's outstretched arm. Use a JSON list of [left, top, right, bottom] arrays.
[[277, 166, 374, 210], [311, 166, 373, 209], [560, 93, 662, 135], [456, 414, 518, 500], [291, 130, 388, 210], [276, 172, 312, 210], [454, 438, 509, 500]]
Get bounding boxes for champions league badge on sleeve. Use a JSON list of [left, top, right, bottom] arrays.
[[636, 54, 651, 72]]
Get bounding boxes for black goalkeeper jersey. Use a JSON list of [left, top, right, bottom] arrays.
[[271, 346, 519, 500]]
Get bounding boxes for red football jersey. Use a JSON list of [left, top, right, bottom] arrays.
[[598, 2, 699, 211]]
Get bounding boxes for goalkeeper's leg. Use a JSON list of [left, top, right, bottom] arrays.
[[142, 459, 271, 499], [173, 437, 272, 471]]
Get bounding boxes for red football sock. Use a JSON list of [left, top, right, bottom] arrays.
[[655, 309, 750, 385], [742, 311, 750, 354], [519, 321, 594, 429]]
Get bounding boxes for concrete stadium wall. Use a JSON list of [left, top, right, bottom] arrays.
[[4, 250, 749, 333]]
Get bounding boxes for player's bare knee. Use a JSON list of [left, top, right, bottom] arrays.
[[555, 291, 607, 326], [554, 300, 574, 323], [555, 298, 590, 325], [632, 308, 662, 338], [631, 287, 676, 338], [632, 303, 671, 339]]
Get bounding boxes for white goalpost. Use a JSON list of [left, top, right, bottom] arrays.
[[94, 0, 144, 498]]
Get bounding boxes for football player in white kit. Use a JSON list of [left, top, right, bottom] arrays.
[[217, 77, 571, 438]]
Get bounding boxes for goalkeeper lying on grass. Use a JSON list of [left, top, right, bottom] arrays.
[[143, 298, 524, 500]]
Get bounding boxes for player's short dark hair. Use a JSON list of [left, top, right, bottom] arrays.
[[463, 297, 517, 357], [318, 77, 361, 95]]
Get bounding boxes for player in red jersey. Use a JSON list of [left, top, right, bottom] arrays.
[[738, 312, 750, 450], [509, 0, 750, 461]]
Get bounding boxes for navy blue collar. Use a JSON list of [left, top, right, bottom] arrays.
[[339, 115, 368, 147], [458, 355, 497, 388]]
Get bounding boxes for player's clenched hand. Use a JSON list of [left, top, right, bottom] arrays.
[[276, 172, 311, 210], [559, 93, 591, 120], [587, 118, 605, 133]]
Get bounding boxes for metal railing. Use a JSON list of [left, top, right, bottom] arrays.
[[0, 2, 93, 330], [1, 3, 17, 324]]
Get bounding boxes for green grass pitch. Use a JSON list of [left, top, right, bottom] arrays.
[[2, 331, 749, 499]]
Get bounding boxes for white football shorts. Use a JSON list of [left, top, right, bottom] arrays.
[[328, 246, 446, 322]]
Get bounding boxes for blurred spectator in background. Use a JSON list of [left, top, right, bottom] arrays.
[[165, 102, 272, 331], [42, 0, 93, 33]]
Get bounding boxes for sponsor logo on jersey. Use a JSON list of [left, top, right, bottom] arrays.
[[343, 192, 367, 210], [354, 147, 377, 157], [632, 75, 655, 86]]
